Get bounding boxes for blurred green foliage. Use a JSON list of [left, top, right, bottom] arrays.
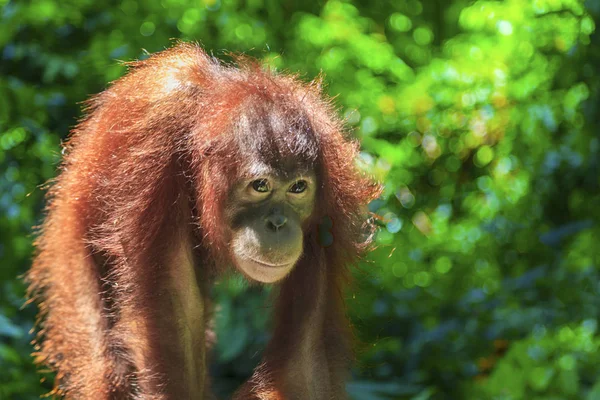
[[1, 0, 599, 399]]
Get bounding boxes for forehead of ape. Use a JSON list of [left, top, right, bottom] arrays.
[[232, 98, 320, 177]]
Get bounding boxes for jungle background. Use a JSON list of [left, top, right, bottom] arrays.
[[1, 0, 599, 399]]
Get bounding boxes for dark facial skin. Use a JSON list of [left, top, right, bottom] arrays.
[[226, 164, 316, 283]]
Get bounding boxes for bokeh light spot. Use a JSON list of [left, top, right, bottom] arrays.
[[235, 24, 252, 40], [475, 146, 494, 167], [389, 13, 412, 32], [413, 27, 433, 46], [140, 21, 155, 37], [435, 257, 453, 274], [414, 271, 431, 287]]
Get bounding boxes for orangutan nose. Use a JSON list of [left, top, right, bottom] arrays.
[[266, 214, 287, 231]]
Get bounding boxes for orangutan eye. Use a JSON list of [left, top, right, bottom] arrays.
[[251, 179, 270, 193], [289, 180, 308, 194]]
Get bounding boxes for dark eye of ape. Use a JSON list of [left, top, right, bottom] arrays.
[[252, 179, 270, 193], [289, 180, 308, 194]]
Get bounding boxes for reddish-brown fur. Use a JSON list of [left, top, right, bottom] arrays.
[[27, 43, 380, 399]]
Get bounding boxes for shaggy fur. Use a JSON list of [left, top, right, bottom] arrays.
[[26, 43, 380, 399]]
